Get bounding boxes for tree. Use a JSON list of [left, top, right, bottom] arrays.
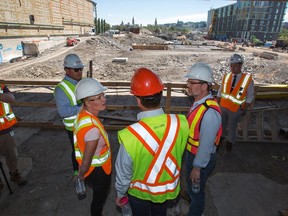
[[154, 18, 157, 27], [278, 29, 288, 39], [132, 17, 135, 26]]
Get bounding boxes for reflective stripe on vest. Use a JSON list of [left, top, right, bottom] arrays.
[[0, 85, 17, 130], [57, 80, 78, 130], [186, 99, 222, 155], [74, 117, 110, 166], [74, 110, 111, 176], [128, 114, 180, 193], [220, 72, 252, 112]]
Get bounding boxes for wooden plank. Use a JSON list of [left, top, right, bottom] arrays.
[[270, 111, 278, 142], [241, 112, 250, 141], [256, 111, 264, 141], [165, 82, 172, 114]]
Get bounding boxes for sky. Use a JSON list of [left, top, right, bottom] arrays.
[[95, 0, 288, 26]]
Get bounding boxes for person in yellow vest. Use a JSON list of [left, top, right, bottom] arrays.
[[74, 78, 112, 216], [54, 54, 84, 176], [115, 68, 189, 216], [0, 84, 27, 196], [184, 63, 222, 216], [217, 54, 254, 152]]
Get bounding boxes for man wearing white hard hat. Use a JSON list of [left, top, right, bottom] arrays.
[[54, 54, 84, 176], [74, 78, 112, 216], [184, 62, 222, 216], [217, 54, 255, 153]]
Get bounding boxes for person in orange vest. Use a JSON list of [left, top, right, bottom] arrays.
[[217, 54, 254, 153], [74, 78, 112, 216], [0, 84, 27, 196], [184, 63, 222, 216], [115, 68, 189, 216]]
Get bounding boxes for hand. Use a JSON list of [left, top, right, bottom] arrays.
[[190, 167, 201, 183], [116, 196, 124, 207]]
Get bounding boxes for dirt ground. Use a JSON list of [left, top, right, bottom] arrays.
[[0, 30, 288, 215]]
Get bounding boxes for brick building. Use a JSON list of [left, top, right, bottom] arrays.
[[0, 0, 96, 37]]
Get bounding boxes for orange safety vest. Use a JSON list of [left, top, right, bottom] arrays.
[[220, 72, 252, 112], [74, 108, 112, 177], [186, 99, 222, 155], [0, 84, 17, 131]]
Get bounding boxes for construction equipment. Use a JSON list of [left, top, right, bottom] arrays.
[[66, 37, 79, 46]]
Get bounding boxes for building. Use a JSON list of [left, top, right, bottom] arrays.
[[0, 0, 96, 37], [0, 0, 96, 63], [207, 0, 287, 42]]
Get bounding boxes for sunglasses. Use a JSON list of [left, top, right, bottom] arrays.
[[70, 68, 83, 72]]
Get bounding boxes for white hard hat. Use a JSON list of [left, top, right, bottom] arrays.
[[230, 54, 243, 64], [63, 54, 85, 68], [184, 62, 213, 84], [75, 78, 107, 100]]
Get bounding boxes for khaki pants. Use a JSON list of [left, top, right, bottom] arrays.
[[0, 131, 18, 172]]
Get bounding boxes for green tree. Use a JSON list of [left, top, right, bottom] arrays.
[[278, 29, 288, 39]]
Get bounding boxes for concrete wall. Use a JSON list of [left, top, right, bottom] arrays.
[[0, 36, 66, 63], [0, 0, 95, 37]]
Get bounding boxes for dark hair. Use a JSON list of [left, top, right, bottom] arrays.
[[137, 92, 162, 109]]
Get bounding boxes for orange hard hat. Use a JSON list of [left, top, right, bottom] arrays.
[[130, 67, 164, 96]]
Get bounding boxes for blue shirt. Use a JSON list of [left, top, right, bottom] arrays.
[[54, 75, 82, 118]]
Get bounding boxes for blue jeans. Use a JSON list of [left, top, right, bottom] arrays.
[[128, 194, 171, 216], [185, 151, 216, 216]]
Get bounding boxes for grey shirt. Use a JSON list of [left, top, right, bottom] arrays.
[[115, 108, 164, 198], [188, 94, 222, 168]]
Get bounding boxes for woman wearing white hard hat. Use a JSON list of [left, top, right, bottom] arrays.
[[74, 78, 112, 216]]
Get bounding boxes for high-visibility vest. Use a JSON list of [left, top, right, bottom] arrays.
[[118, 114, 189, 203], [55, 79, 82, 131], [74, 108, 112, 177], [220, 72, 252, 112], [0, 84, 17, 130], [186, 99, 222, 155]]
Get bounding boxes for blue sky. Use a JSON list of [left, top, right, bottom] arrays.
[[95, 0, 288, 26]]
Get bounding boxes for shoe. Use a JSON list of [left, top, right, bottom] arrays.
[[226, 141, 233, 152], [10, 169, 27, 186]]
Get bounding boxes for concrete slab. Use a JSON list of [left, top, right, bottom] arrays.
[[208, 172, 288, 216]]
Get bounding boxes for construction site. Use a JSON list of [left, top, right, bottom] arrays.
[[0, 29, 287, 215], [0, 0, 288, 215]]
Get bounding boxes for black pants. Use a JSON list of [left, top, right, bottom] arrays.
[[86, 167, 111, 216], [66, 130, 79, 172], [128, 194, 174, 216]]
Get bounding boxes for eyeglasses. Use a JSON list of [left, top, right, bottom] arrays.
[[89, 93, 106, 101], [187, 81, 205, 85], [72, 68, 83, 72]]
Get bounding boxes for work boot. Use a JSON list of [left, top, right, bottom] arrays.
[[226, 141, 233, 152], [9, 170, 27, 186]]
